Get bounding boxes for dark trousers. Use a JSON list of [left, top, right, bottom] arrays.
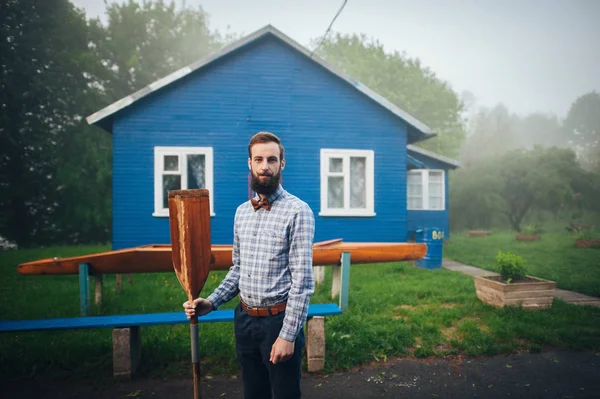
[[234, 301, 305, 399]]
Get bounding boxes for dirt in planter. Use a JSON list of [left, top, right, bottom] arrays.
[[483, 275, 545, 284]]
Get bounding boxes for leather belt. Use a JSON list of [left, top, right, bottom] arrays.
[[241, 300, 287, 317]]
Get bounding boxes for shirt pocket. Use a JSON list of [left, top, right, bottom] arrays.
[[262, 228, 288, 259]]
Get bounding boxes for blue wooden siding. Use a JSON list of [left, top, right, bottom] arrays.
[[406, 152, 452, 240], [111, 35, 410, 249]]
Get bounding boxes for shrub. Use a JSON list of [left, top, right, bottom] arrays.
[[495, 250, 527, 283], [522, 223, 543, 235], [576, 225, 596, 240]]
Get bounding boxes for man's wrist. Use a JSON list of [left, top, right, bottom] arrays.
[[206, 293, 221, 310], [278, 329, 296, 342]]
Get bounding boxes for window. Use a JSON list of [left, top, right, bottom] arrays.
[[153, 147, 214, 217], [407, 169, 445, 210], [320, 149, 375, 217]]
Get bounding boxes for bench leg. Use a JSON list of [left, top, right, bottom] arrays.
[[306, 316, 325, 372], [113, 327, 141, 378]]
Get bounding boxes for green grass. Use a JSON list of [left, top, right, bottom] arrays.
[[1, 239, 599, 382], [444, 228, 600, 296]]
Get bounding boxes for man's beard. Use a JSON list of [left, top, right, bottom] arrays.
[[251, 171, 281, 195]]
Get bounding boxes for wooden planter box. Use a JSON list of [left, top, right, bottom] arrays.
[[516, 233, 541, 241], [474, 275, 556, 310], [575, 239, 600, 248], [467, 230, 491, 237]]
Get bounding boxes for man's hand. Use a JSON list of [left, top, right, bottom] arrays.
[[270, 337, 295, 364], [182, 298, 213, 319]]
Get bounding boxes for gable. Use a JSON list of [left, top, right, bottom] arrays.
[[86, 25, 434, 144]]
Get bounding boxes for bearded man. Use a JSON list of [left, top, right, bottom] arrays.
[[184, 131, 315, 399]]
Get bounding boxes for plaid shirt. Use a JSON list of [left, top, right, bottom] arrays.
[[207, 185, 315, 342]]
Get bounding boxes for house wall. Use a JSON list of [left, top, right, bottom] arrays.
[[406, 152, 452, 240], [110, 35, 410, 249]]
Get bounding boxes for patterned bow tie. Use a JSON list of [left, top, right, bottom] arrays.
[[251, 198, 271, 211]]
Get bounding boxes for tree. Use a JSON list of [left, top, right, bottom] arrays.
[[450, 146, 589, 231], [459, 104, 518, 166], [0, 0, 108, 246], [90, 0, 227, 102], [314, 33, 466, 158], [515, 112, 565, 150], [563, 91, 600, 171], [449, 161, 505, 230]]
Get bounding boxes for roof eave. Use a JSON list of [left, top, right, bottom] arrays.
[[406, 144, 461, 169]]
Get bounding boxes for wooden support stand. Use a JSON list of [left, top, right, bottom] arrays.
[[313, 265, 325, 285], [79, 263, 105, 314], [94, 274, 103, 308], [331, 252, 350, 310], [116, 274, 122, 293], [79, 263, 90, 316]]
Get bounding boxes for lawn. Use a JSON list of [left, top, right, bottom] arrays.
[[444, 227, 600, 297], [1, 239, 599, 382]]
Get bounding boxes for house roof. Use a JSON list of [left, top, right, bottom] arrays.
[[407, 144, 461, 169], [86, 25, 435, 142]]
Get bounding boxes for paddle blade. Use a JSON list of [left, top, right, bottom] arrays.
[[168, 189, 212, 302]]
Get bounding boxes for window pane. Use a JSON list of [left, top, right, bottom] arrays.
[[187, 154, 206, 189], [329, 158, 343, 173], [164, 155, 178, 171], [408, 197, 423, 209], [429, 197, 443, 210], [428, 171, 443, 209], [407, 172, 422, 197], [328, 176, 344, 208], [429, 182, 442, 197], [162, 175, 181, 208], [407, 183, 422, 196], [429, 171, 443, 183], [350, 157, 366, 208]]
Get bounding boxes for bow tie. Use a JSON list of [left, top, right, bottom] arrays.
[[251, 198, 271, 211]]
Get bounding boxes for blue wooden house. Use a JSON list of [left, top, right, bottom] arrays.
[[87, 25, 460, 250]]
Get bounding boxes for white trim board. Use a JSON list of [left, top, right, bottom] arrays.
[[319, 149, 375, 217], [153, 146, 215, 217]]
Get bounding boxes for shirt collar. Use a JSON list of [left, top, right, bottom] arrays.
[[254, 185, 285, 205]]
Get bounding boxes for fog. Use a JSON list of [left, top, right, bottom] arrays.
[[73, 0, 600, 119]]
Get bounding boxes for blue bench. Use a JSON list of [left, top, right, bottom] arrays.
[[0, 303, 342, 377]]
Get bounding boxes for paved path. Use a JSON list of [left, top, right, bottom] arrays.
[[2, 349, 599, 398], [442, 259, 600, 307]]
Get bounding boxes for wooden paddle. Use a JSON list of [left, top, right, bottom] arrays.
[[168, 189, 212, 399]]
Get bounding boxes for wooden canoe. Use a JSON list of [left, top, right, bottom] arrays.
[[17, 241, 427, 276]]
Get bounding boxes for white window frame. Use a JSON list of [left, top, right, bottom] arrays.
[[319, 149, 375, 217], [153, 146, 215, 217], [407, 169, 445, 211]]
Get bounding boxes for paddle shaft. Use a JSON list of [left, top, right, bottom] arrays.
[[190, 315, 200, 399]]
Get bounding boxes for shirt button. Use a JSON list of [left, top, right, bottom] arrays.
[[247, 274, 251, 277]]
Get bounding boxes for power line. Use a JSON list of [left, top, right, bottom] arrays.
[[310, 0, 348, 57]]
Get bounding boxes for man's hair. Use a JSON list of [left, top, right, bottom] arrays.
[[248, 131, 285, 161]]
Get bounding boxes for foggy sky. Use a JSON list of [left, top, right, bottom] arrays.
[[71, 0, 600, 118]]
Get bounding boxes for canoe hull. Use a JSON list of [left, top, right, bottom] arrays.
[[17, 242, 427, 275]]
